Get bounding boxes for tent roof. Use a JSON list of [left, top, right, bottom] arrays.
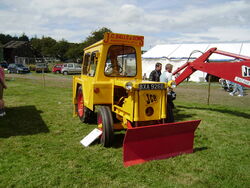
[[142, 43, 250, 61], [142, 44, 180, 59]]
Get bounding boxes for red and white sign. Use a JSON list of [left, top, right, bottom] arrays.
[[104, 32, 144, 46]]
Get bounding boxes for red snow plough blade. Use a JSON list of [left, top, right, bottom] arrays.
[[123, 120, 201, 167]]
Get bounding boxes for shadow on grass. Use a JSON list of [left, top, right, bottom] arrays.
[[177, 105, 250, 119], [0, 106, 49, 138], [113, 133, 125, 148], [174, 107, 197, 121], [194, 147, 208, 153]]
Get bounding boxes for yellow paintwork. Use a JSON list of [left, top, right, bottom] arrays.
[[73, 32, 168, 129]]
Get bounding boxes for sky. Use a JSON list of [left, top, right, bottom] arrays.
[[0, 0, 250, 49]]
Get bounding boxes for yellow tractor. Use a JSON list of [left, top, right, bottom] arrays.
[[73, 33, 200, 166]]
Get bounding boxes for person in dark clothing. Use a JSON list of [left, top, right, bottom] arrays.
[[149, 62, 162, 82]]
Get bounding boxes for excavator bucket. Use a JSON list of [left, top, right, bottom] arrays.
[[123, 120, 201, 167]]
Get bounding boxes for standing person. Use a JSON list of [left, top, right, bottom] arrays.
[[160, 63, 173, 83], [0, 64, 7, 116], [229, 82, 244, 97], [160, 63, 175, 123], [149, 62, 162, 82]]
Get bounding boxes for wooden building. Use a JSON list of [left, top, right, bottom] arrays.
[[3, 41, 37, 64]]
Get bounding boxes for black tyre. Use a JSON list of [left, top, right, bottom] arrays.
[[77, 87, 94, 123], [97, 106, 114, 147], [63, 71, 68, 75]]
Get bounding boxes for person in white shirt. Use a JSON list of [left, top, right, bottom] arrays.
[[160, 63, 175, 123], [160, 63, 173, 83]]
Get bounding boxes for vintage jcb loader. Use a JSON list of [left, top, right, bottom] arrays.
[[73, 32, 250, 167]]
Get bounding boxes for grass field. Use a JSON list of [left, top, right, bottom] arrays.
[[0, 73, 249, 187]]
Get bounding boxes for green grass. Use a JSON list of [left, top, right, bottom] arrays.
[[0, 75, 249, 187]]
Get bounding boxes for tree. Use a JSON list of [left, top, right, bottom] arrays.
[[53, 39, 70, 61], [83, 27, 112, 47], [18, 33, 29, 41], [1, 27, 112, 62], [65, 43, 83, 62], [40, 37, 57, 57], [0, 34, 15, 44], [30, 36, 57, 57]]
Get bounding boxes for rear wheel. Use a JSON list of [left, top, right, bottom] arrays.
[[77, 87, 94, 123], [98, 106, 114, 147]]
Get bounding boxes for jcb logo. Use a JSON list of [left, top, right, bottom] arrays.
[[242, 66, 250, 77], [145, 94, 157, 104]]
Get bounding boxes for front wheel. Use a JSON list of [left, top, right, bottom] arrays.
[[98, 106, 114, 147], [63, 71, 68, 75]]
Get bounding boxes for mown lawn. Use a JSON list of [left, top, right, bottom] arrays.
[[0, 74, 249, 187]]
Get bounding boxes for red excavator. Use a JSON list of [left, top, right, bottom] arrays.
[[173, 48, 250, 87]]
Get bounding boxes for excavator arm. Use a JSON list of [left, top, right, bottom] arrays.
[[173, 48, 250, 88]]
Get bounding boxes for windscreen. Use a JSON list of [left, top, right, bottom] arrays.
[[104, 45, 137, 77]]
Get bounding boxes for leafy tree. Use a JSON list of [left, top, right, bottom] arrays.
[[0, 34, 15, 44], [1, 27, 112, 62], [30, 36, 57, 57], [53, 39, 70, 61], [30, 37, 42, 54], [18, 33, 29, 41], [65, 43, 83, 62], [40, 37, 57, 57], [83, 27, 112, 47]]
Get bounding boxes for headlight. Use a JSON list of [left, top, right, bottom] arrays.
[[125, 82, 133, 90]]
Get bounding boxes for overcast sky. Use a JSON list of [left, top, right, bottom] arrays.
[[0, 0, 250, 49]]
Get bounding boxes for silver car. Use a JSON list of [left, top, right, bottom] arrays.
[[61, 63, 82, 75]]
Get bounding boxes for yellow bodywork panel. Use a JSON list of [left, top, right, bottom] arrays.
[[138, 90, 164, 121]]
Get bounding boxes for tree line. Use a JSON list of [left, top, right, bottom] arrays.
[[0, 27, 112, 62]]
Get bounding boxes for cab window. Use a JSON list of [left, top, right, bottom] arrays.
[[82, 51, 98, 76], [104, 45, 137, 77], [82, 53, 90, 75]]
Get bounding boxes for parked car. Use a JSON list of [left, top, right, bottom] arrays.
[[0, 61, 8, 69], [52, 64, 63, 74], [35, 63, 49, 73], [7, 64, 30, 74], [61, 63, 82, 75]]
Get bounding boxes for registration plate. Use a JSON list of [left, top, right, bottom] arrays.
[[139, 83, 165, 90]]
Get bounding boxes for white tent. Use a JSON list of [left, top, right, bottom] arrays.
[[142, 43, 250, 82]]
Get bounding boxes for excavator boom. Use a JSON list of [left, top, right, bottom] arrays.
[[173, 48, 250, 88]]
